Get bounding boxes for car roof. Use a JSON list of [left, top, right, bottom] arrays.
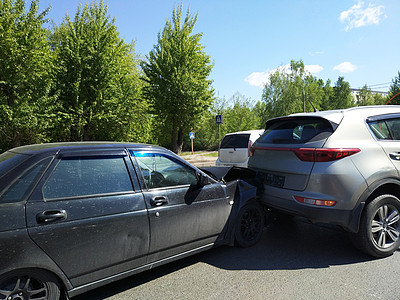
[[4, 142, 168, 156], [224, 130, 264, 136], [271, 105, 400, 125]]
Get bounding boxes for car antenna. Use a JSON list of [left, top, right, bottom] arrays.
[[307, 96, 318, 112]]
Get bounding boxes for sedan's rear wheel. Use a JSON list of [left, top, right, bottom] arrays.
[[354, 194, 400, 258], [234, 202, 265, 247], [0, 270, 60, 300]]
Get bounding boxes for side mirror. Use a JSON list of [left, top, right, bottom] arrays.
[[196, 172, 209, 186]]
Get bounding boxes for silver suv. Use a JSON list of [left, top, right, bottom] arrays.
[[248, 105, 400, 257]]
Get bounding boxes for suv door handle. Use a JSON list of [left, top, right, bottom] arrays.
[[36, 210, 67, 223], [389, 152, 400, 160], [151, 196, 169, 207]]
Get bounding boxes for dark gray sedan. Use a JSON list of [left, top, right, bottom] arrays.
[[0, 142, 265, 300]]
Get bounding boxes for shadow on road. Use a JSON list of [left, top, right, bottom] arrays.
[[72, 217, 381, 299]]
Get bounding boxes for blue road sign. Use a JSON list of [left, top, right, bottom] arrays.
[[189, 132, 195, 139], [216, 114, 223, 124]]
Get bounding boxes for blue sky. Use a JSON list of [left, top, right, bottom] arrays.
[[38, 0, 400, 102]]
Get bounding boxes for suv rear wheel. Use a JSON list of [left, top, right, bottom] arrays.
[[354, 194, 400, 258]]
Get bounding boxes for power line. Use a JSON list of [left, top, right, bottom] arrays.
[[368, 82, 391, 88]]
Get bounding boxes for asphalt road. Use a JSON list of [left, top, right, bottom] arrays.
[[72, 216, 400, 300]]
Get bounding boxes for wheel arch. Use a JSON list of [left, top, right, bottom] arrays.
[[0, 231, 73, 294], [349, 178, 400, 233], [0, 267, 69, 299], [222, 179, 265, 246]]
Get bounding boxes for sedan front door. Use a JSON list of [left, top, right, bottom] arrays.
[[131, 151, 232, 263]]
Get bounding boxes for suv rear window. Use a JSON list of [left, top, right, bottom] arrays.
[[259, 117, 334, 144], [220, 134, 250, 149]]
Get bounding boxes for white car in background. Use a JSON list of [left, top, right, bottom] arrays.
[[216, 130, 264, 168]]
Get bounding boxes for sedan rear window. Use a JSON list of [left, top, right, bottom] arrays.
[[43, 157, 133, 199], [220, 134, 250, 149], [259, 117, 334, 144]]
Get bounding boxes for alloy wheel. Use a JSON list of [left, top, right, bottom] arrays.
[[370, 204, 400, 249]]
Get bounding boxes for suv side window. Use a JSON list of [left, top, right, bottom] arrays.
[[133, 152, 198, 189], [43, 156, 133, 199], [368, 120, 391, 140], [368, 118, 400, 140], [386, 119, 400, 140]]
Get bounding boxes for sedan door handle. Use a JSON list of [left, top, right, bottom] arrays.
[[389, 152, 400, 161], [151, 196, 169, 207], [36, 210, 67, 223]]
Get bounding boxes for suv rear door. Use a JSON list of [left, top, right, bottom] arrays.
[[249, 117, 335, 191], [219, 133, 251, 164], [367, 114, 400, 175]]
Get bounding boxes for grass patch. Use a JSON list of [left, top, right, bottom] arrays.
[[204, 152, 218, 157], [180, 151, 218, 157]]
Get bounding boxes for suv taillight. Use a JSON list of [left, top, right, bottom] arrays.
[[250, 146, 360, 162], [293, 148, 360, 162]]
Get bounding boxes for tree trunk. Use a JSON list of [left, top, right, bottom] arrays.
[[177, 127, 183, 154], [171, 121, 179, 154]]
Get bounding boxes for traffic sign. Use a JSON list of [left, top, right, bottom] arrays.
[[216, 114, 223, 124], [189, 132, 195, 139]]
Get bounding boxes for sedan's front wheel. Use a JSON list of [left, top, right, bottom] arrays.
[[354, 194, 400, 258], [234, 202, 265, 248]]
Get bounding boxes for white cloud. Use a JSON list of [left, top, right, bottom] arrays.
[[339, 1, 386, 31], [244, 71, 271, 89], [245, 64, 323, 89], [333, 62, 357, 73], [305, 64, 323, 74], [309, 51, 324, 56]]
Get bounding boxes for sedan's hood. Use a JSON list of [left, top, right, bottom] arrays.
[[201, 166, 256, 183]]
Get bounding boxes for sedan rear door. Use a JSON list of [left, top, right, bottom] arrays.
[[26, 150, 150, 287]]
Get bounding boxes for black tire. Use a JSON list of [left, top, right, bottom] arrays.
[[0, 269, 61, 300], [234, 202, 265, 247], [353, 194, 400, 258]]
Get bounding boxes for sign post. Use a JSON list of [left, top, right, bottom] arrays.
[[189, 132, 195, 154], [215, 114, 223, 150]]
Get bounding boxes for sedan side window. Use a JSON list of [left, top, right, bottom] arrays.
[[0, 157, 52, 204], [43, 157, 133, 199], [133, 152, 198, 189]]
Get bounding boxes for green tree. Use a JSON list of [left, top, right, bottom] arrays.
[[388, 71, 400, 105], [222, 93, 260, 133], [261, 60, 322, 119], [320, 79, 334, 110], [0, 0, 54, 152], [356, 84, 374, 106], [331, 76, 353, 109], [142, 4, 214, 154], [51, 0, 149, 142]]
